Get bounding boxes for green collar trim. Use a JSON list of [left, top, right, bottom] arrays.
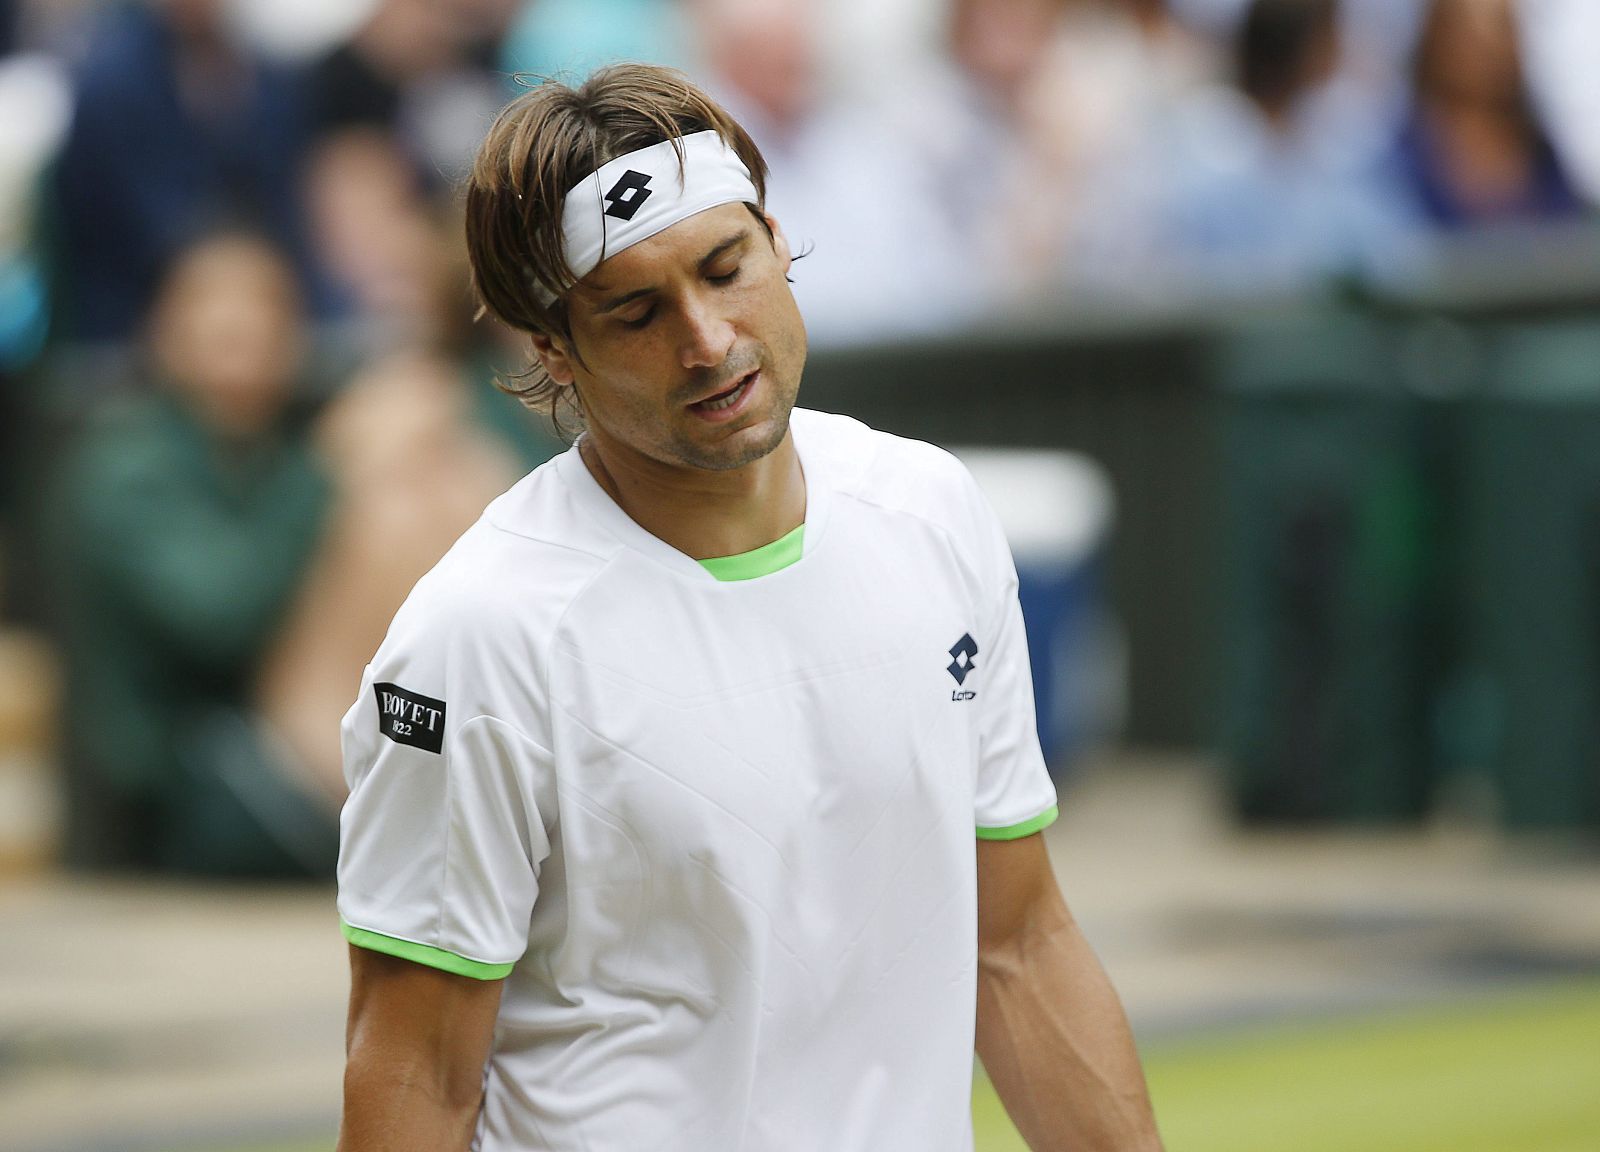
[[698, 524, 805, 582]]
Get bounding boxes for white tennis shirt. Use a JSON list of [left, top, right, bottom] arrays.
[[338, 408, 1059, 1151]]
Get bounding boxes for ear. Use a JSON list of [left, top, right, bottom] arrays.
[[530, 331, 576, 387], [763, 212, 792, 272]]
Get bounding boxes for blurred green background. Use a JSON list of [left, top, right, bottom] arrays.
[[195, 980, 1600, 1152], [980, 980, 1600, 1152]]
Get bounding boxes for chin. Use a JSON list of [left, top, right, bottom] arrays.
[[674, 406, 792, 472]]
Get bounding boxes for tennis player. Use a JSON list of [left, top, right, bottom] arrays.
[[335, 63, 1163, 1152]]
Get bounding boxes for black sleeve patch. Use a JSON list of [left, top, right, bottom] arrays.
[[374, 682, 447, 754]]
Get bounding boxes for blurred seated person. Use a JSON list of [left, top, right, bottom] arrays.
[[1515, 0, 1600, 206], [892, 0, 1208, 308], [690, 0, 979, 346], [896, 0, 1081, 305], [54, 234, 520, 875], [302, 127, 434, 342], [256, 351, 521, 796], [1048, 0, 1219, 215], [1068, 0, 1401, 298], [53, 0, 315, 343], [305, 0, 517, 184], [303, 128, 564, 468], [1384, 0, 1588, 229], [429, 215, 569, 470], [55, 234, 334, 875]]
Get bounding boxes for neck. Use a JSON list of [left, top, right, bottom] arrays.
[[1421, 101, 1538, 209], [579, 432, 806, 561]]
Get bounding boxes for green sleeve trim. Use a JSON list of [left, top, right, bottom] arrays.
[[698, 524, 804, 581], [976, 804, 1060, 841], [340, 920, 514, 981]]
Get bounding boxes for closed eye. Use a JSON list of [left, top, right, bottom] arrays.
[[616, 264, 739, 329]]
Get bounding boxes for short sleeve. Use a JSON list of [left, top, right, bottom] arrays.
[[337, 631, 553, 979], [968, 483, 1059, 840]]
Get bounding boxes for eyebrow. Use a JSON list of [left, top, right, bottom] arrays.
[[696, 229, 751, 273], [591, 228, 752, 315]]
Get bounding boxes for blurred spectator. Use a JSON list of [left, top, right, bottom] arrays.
[[821, 0, 941, 102], [687, 0, 983, 346], [52, 234, 334, 875], [941, 0, 1079, 292], [255, 350, 521, 791], [53, 0, 315, 343], [1382, 0, 1588, 230], [1521, 0, 1600, 204], [1234, 0, 1341, 130], [889, 0, 1129, 308], [302, 126, 434, 340], [0, 52, 68, 371], [1069, 0, 1401, 298], [51, 230, 526, 875], [305, 0, 516, 183], [1114, 0, 1220, 87], [428, 209, 569, 469], [500, 0, 690, 82], [1053, 1, 1219, 180], [1039, 0, 1220, 288], [0, 48, 71, 617], [302, 127, 563, 466]]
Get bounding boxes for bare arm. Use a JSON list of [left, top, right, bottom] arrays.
[[338, 945, 506, 1152], [975, 834, 1163, 1152]]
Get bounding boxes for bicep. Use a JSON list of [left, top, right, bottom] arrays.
[[976, 833, 1070, 956], [345, 944, 504, 1099]]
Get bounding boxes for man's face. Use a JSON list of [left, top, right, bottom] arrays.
[[534, 203, 807, 475]]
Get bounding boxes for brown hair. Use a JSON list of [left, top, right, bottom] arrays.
[[465, 63, 771, 426], [1235, 0, 1338, 117]]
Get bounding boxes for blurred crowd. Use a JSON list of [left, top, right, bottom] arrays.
[[0, 0, 1596, 876]]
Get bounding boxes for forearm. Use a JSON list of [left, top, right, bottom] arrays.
[[338, 1046, 484, 1152], [975, 896, 1162, 1152]]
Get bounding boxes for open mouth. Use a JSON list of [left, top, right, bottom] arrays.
[[692, 373, 755, 413]]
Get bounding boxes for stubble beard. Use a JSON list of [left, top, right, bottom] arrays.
[[665, 392, 795, 472], [664, 343, 800, 472]]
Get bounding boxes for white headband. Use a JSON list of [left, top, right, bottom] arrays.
[[538, 130, 758, 304]]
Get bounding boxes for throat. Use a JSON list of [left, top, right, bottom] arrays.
[[578, 432, 807, 562]]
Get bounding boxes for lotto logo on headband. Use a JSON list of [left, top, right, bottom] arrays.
[[604, 170, 654, 221], [542, 131, 760, 303]]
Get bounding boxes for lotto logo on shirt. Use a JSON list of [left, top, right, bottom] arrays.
[[947, 632, 979, 701], [374, 682, 447, 753]]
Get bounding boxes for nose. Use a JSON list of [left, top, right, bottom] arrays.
[[677, 291, 736, 370]]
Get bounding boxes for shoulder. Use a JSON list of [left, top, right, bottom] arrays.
[[367, 459, 614, 714], [797, 407, 971, 487], [797, 409, 1018, 612], [797, 407, 994, 539], [392, 465, 611, 635]]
